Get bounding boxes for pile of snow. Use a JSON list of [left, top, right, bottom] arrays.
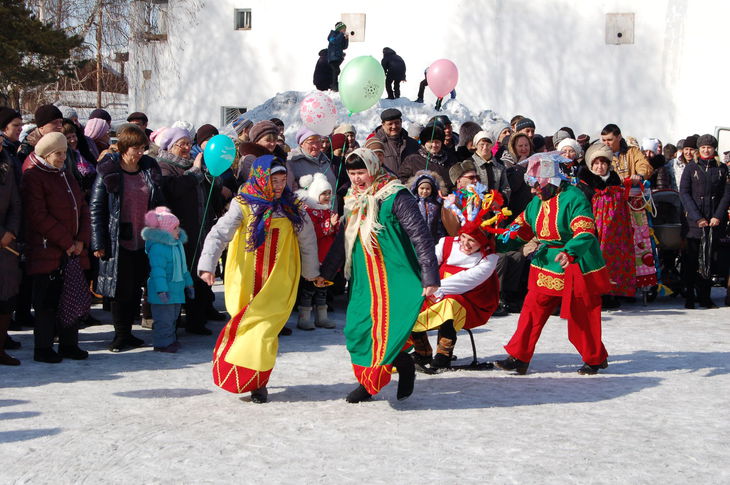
[[241, 91, 508, 147]]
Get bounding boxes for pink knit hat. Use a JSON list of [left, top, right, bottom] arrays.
[[144, 206, 180, 235], [84, 117, 109, 140]]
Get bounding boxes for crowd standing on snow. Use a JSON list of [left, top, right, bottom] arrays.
[[1, 26, 729, 405]]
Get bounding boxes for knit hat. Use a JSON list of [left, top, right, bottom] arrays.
[[363, 137, 385, 154], [250, 121, 279, 143], [157, 127, 191, 151], [298, 172, 332, 203], [380, 108, 402, 122], [330, 133, 347, 151], [127, 112, 149, 124], [419, 126, 445, 145], [532, 134, 546, 152], [84, 118, 109, 140], [577, 134, 591, 151], [144, 206, 180, 236], [585, 142, 614, 167], [407, 122, 424, 139], [0, 107, 21, 130], [296, 127, 318, 146], [683, 135, 698, 149], [35, 132, 68, 158], [641, 137, 660, 153], [195, 124, 218, 146], [34, 104, 63, 128], [696, 134, 718, 149], [58, 106, 77, 120], [557, 138, 583, 158], [676, 139, 685, 150], [472, 130, 493, 146], [515, 118, 535, 132], [457, 121, 483, 147], [335, 22, 346, 31], [553, 129, 571, 146], [488, 122, 510, 144], [89, 108, 111, 124], [334, 123, 356, 135], [449, 160, 477, 184], [232, 116, 253, 135]]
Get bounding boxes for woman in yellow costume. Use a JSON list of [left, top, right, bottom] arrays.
[[198, 155, 320, 403]]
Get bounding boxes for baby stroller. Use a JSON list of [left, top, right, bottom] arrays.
[[628, 182, 658, 303], [651, 189, 684, 296]]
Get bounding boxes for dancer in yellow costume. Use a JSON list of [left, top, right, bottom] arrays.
[[198, 155, 320, 403]]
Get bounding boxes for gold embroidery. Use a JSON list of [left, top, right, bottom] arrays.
[[536, 273, 565, 291], [539, 202, 551, 238], [570, 218, 595, 232]]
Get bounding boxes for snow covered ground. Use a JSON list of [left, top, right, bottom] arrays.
[[2, 284, 728, 484]]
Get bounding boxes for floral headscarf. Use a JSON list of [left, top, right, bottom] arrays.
[[237, 155, 303, 250], [342, 148, 405, 278]]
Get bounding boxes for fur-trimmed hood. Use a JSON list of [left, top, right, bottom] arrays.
[[141, 226, 188, 245], [408, 169, 447, 195], [96, 153, 162, 194]]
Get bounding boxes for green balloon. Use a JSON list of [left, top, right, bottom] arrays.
[[338, 56, 385, 115]]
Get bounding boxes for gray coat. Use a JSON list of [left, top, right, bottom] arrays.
[[197, 200, 320, 280], [472, 153, 511, 204], [0, 153, 22, 300], [286, 147, 338, 207]]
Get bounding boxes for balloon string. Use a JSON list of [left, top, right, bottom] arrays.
[[424, 122, 436, 171], [190, 178, 216, 272], [332, 140, 348, 211]]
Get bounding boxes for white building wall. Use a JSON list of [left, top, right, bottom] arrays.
[[128, 0, 730, 143]]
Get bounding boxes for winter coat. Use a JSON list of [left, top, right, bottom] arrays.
[[313, 49, 333, 90], [679, 157, 730, 239], [399, 147, 453, 191], [326, 30, 349, 63], [1, 135, 22, 188], [286, 147, 338, 197], [374, 126, 420, 175], [236, 142, 288, 183], [157, 151, 224, 263], [142, 227, 194, 305], [295, 192, 339, 263], [381, 48, 406, 81], [472, 153, 511, 204], [612, 140, 654, 180], [406, 171, 447, 243], [667, 154, 692, 191], [21, 153, 91, 275], [17, 128, 42, 167], [90, 154, 164, 297], [0, 152, 22, 300], [501, 156, 533, 222], [647, 154, 672, 190], [576, 167, 623, 200]]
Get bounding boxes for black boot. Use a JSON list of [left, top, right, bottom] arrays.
[[0, 314, 20, 365], [393, 352, 415, 401], [431, 322, 456, 370], [346, 384, 372, 403], [109, 321, 145, 352], [601, 295, 621, 310], [59, 345, 89, 360], [4, 334, 21, 350], [410, 331, 432, 372], [250, 386, 268, 404], [494, 355, 529, 375], [577, 359, 608, 375], [34, 347, 62, 363]]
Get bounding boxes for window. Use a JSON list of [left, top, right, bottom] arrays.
[[234, 9, 252, 30], [221, 106, 247, 128], [140, 0, 168, 41]]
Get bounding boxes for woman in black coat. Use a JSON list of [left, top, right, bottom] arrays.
[[679, 134, 730, 308], [90, 124, 164, 351]]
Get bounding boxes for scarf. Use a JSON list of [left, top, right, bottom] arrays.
[[157, 149, 194, 170], [343, 148, 405, 278], [171, 239, 186, 283], [237, 154, 303, 250]]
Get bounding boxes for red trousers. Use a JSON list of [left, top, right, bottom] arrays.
[[504, 290, 608, 365]]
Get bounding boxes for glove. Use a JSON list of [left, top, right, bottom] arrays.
[[185, 286, 195, 300], [158, 292, 169, 304]]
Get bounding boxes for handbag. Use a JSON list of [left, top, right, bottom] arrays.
[[57, 255, 92, 328]]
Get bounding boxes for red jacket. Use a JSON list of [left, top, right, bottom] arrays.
[[306, 206, 338, 263], [21, 153, 91, 275]]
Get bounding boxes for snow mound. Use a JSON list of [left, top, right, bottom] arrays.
[[242, 91, 508, 147]]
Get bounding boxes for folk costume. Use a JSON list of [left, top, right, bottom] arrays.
[[197, 155, 319, 401], [321, 148, 439, 402], [495, 152, 610, 375]]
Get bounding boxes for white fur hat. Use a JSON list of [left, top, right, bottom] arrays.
[[641, 137, 660, 153], [298, 172, 332, 203], [557, 138, 583, 158]]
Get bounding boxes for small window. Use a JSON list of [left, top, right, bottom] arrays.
[[234, 9, 252, 30], [221, 106, 247, 128]]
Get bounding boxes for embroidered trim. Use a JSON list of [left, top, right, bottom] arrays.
[[536, 272, 565, 291]]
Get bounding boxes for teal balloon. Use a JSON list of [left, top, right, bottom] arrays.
[[203, 134, 236, 176], [338, 56, 385, 115]]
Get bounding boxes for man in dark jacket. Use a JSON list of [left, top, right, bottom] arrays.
[[18, 104, 64, 164], [313, 49, 333, 91], [381, 47, 406, 99], [374, 108, 420, 175], [327, 22, 349, 91]]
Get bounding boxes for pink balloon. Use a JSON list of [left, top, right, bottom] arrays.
[[426, 59, 459, 98], [299, 92, 338, 136]]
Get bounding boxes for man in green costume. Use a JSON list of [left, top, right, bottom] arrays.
[[319, 148, 440, 403]]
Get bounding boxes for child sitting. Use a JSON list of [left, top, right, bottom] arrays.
[[407, 170, 446, 243], [295, 173, 339, 330], [141, 206, 194, 353]]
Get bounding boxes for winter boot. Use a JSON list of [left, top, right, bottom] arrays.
[[58, 345, 89, 360], [0, 314, 20, 365], [250, 386, 268, 404], [494, 355, 529, 375], [297, 306, 314, 331], [577, 359, 608, 375], [33, 347, 62, 364], [410, 331, 433, 367], [314, 306, 335, 329], [431, 337, 455, 370], [346, 384, 372, 403], [393, 352, 415, 401], [109, 321, 145, 352]]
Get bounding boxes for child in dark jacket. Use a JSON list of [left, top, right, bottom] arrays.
[[407, 170, 446, 243], [295, 173, 339, 330], [141, 206, 194, 352]]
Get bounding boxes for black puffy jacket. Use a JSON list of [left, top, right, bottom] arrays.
[[90, 153, 164, 297], [381, 48, 406, 81], [679, 157, 730, 239]]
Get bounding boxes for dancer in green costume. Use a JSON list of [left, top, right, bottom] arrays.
[[319, 148, 439, 403]]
